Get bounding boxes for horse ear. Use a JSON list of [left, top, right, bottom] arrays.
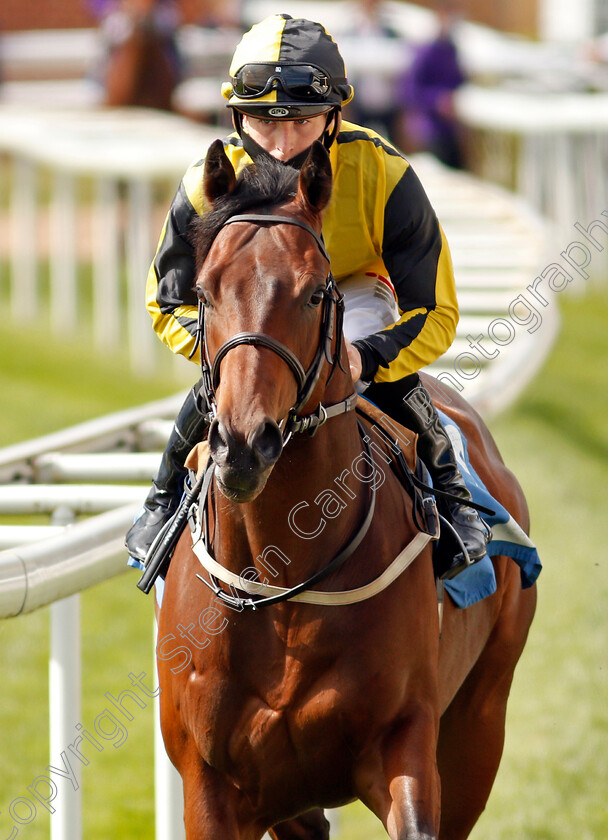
[[203, 139, 237, 204], [298, 141, 332, 214]]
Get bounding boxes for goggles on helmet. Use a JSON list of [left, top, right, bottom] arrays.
[[231, 64, 334, 101]]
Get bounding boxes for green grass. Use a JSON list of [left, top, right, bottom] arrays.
[[0, 324, 183, 838], [1, 292, 607, 839], [0, 321, 188, 445]]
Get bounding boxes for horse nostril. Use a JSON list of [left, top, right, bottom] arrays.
[[208, 418, 230, 464], [250, 420, 283, 466]]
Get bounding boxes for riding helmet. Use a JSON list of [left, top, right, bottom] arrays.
[[222, 14, 354, 120]]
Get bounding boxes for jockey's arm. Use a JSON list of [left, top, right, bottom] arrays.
[[145, 159, 206, 362], [351, 161, 459, 386]]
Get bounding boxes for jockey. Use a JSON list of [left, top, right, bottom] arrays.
[[126, 13, 490, 577]]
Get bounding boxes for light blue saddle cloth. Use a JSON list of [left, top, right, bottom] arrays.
[[437, 410, 541, 608]]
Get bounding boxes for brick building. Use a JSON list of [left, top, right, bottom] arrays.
[[1, 0, 95, 30], [0, 0, 216, 31], [1, 0, 606, 40]]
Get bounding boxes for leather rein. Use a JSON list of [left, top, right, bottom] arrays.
[[190, 212, 356, 443]]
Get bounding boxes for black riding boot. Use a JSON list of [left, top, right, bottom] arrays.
[[125, 384, 208, 564], [366, 377, 490, 577]]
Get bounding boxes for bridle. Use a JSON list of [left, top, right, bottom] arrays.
[[181, 210, 379, 611], [182, 210, 447, 611], [139, 208, 434, 604], [190, 211, 357, 443]]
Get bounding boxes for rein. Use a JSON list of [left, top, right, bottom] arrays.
[[190, 212, 352, 443]]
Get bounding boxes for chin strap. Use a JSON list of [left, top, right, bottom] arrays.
[[322, 108, 340, 149]]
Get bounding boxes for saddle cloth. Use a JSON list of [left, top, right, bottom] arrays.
[[437, 409, 542, 608]]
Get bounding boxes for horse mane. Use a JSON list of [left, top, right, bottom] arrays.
[[192, 155, 300, 272]]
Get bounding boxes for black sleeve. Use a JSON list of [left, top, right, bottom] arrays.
[[154, 181, 199, 315], [353, 164, 444, 381], [382, 164, 443, 312]]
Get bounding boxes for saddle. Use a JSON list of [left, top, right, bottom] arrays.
[[353, 400, 439, 538], [353, 399, 490, 581]]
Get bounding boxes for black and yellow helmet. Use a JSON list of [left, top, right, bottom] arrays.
[[222, 14, 354, 120]]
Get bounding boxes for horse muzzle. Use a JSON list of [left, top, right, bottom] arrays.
[[208, 415, 283, 502]]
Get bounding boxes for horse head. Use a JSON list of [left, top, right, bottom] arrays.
[[193, 139, 345, 503], [102, 0, 180, 110]]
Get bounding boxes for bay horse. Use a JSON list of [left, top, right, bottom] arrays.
[[155, 139, 537, 839], [102, 0, 180, 110]]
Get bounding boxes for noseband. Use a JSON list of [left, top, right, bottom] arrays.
[[191, 212, 356, 442]]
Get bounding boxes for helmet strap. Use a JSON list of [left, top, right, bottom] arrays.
[[322, 108, 341, 150], [231, 109, 243, 137]]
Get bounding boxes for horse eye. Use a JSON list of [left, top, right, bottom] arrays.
[[308, 289, 324, 307], [196, 287, 210, 307]]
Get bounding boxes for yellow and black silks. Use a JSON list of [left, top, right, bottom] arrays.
[[145, 121, 458, 385]]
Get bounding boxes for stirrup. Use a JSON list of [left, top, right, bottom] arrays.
[[437, 513, 489, 581]]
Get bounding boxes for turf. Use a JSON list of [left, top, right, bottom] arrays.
[[0, 291, 606, 839]]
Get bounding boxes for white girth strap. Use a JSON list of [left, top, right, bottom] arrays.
[[191, 531, 432, 606]]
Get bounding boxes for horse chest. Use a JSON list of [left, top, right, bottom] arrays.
[[191, 633, 409, 777], [188, 668, 379, 809]]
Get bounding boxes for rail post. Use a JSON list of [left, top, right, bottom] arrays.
[[49, 505, 82, 840]]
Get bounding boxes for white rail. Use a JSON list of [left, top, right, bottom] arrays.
[[0, 395, 187, 840], [455, 83, 608, 247], [407, 154, 559, 416], [0, 86, 556, 839], [0, 504, 136, 617], [0, 394, 185, 607], [0, 105, 219, 376]]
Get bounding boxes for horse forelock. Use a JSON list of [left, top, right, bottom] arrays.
[[192, 157, 301, 274]]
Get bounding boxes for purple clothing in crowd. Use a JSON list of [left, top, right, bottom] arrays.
[[86, 0, 116, 17], [399, 34, 466, 167]]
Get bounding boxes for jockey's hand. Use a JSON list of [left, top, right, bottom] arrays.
[[344, 339, 363, 383]]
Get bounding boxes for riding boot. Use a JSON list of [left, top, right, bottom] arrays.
[[125, 384, 208, 564], [398, 383, 490, 576]]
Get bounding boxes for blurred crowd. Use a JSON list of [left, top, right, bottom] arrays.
[[340, 0, 468, 168], [81, 0, 470, 167], [4, 0, 608, 171]]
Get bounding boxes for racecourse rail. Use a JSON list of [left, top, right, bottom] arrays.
[[0, 104, 557, 402], [0, 101, 556, 837]]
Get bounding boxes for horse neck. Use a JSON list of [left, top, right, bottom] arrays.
[[212, 373, 368, 584]]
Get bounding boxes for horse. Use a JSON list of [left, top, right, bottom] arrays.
[[155, 139, 537, 839], [102, 0, 180, 110]]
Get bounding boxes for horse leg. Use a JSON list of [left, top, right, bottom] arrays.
[[437, 580, 537, 839], [177, 747, 258, 840], [357, 705, 441, 839], [269, 809, 330, 840]]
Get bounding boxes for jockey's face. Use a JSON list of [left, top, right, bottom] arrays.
[[241, 113, 330, 162]]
